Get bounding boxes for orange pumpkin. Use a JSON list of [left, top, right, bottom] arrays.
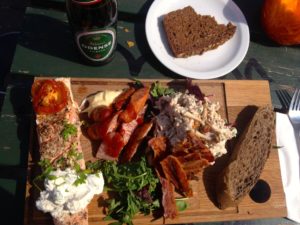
[[261, 0, 300, 45]]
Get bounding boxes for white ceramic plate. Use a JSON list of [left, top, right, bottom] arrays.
[[145, 0, 250, 79]]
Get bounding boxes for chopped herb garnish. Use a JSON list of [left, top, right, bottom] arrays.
[[72, 161, 103, 186], [33, 159, 55, 191], [56, 156, 67, 168], [68, 148, 83, 160], [73, 171, 88, 186], [61, 122, 77, 140], [38, 158, 51, 170], [73, 163, 86, 186]]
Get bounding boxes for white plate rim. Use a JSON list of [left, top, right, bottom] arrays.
[[145, 0, 250, 79]]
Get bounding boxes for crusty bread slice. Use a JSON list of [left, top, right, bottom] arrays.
[[216, 106, 275, 209], [163, 6, 236, 58]]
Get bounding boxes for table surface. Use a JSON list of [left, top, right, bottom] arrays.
[[1, 0, 300, 224]]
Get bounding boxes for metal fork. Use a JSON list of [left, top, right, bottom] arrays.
[[288, 89, 300, 152]]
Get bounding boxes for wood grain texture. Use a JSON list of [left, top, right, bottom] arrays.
[[24, 78, 286, 225]]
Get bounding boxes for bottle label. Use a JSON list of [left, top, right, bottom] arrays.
[[71, 0, 103, 5], [76, 29, 116, 62]]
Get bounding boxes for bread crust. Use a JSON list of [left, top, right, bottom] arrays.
[[216, 106, 275, 209]]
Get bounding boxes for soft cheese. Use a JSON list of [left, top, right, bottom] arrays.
[[36, 168, 104, 218]]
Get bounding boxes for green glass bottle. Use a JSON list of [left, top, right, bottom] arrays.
[[66, 0, 118, 65]]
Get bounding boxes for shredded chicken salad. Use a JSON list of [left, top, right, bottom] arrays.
[[155, 91, 237, 158]]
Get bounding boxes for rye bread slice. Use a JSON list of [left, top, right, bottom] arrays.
[[163, 6, 236, 58], [216, 106, 275, 209]]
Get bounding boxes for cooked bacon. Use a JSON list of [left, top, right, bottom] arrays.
[[119, 106, 146, 142], [147, 136, 168, 165], [87, 111, 120, 140], [96, 131, 125, 160], [96, 106, 146, 160], [160, 155, 192, 197], [113, 87, 136, 111], [119, 87, 150, 123], [119, 118, 139, 144], [119, 121, 153, 164], [158, 176, 177, 219]]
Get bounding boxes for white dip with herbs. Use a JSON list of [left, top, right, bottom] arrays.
[[155, 91, 237, 158], [36, 168, 104, 218]]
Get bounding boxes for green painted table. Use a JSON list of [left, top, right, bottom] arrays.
[[1, 0, 300, 224]]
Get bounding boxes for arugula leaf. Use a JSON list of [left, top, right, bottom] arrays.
[[99, 157, 160, 224], [150, 81, 174, 98], [61, 122, 77, 140], [86, 160, 102, 171]]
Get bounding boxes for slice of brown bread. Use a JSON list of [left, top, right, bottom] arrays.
[[216, 106, 275, 209], [163, 6, 236, 58]]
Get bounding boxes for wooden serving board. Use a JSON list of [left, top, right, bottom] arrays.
[[24, 78, 286, 225]]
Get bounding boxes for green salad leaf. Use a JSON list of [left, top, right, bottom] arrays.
[[150, 81, 175, 98], [98, 157, 160, 225]]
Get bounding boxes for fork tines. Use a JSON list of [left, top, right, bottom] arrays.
[[290, 89, 300, 111]]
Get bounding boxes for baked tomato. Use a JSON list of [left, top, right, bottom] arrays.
[[32, 79, 68, 114]]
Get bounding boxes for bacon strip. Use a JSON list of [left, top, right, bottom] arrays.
[[96, 131, 125, 161], [119, 121, 153, 164], [87, 111, 120, 141], [96, 107, 147, 160], [119, 87, 150, 123], [113, 87, 136, 111]]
